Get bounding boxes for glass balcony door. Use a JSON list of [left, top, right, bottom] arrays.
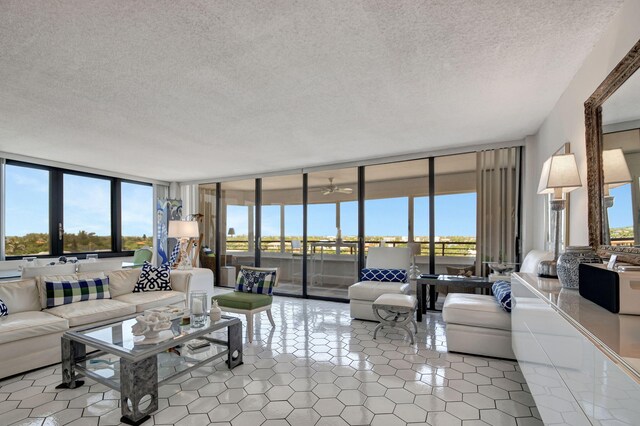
[[307, 168, 359, 299]]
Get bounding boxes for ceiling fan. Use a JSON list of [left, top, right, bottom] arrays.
[[320, 177, 353, 195]]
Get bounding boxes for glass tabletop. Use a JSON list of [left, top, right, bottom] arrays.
[[68, 315, 239, 360]]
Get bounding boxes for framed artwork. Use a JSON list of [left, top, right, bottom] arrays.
[[156, 198, 182, 265]]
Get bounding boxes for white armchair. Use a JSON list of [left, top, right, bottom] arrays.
[[348, 247, 412, 321]]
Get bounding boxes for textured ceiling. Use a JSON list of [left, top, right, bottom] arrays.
[[0, 0, 624, 182]]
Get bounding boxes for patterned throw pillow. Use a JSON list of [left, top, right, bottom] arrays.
[[45, 277, 111, 308], [361, 268, 408, 283], [134, 262, 172, 292], [492, 281, 512, 313], [235, 269, 277, 295], [0, 298, 7, 317]]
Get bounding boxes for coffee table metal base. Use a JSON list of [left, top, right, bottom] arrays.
[[60, 319, 242, 425]]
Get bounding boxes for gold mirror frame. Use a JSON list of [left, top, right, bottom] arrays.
[[586, 39, 640, 263]]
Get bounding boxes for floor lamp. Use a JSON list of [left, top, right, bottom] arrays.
[[537, 153, 582, 277]]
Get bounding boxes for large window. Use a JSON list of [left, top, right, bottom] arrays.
[[434, 153, 477, 273], [262, 175, 303, 295], [63, 174, 112, 253], [3, 160, 154, 258], [364, 159, 429, 262], [219, 179, 256, 287], [4, 164, 50, 256], [195, 148, 519, 302], [307, 168, 358, 299], [121, 182, 154, 251]]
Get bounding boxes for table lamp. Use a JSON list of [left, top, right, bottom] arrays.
[[537, 153, 582, 277], [168, 220, 200, 269], [228, 227, 235, 237]]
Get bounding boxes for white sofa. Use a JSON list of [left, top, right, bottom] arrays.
[[0, 268, 194, 379], [348, 247, 412, 321], [442, 250, 552, 359]]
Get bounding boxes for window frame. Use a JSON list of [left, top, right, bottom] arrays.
[[4, 160, 152, 259]]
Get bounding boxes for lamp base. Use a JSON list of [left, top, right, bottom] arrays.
[[538, 260, 557, 278]]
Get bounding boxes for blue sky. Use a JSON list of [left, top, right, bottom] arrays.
[[5, 165, 153, 237], [608, 183, 633, 228], [229, 193, 477, 238], [8, 164, 478, 239]]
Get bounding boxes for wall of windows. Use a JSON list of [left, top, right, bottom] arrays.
[[3, 161, 154, 259], [198, 148, 519, 300]]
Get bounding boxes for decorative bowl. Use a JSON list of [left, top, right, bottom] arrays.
[[131, 312, 172, 339], [487, 262, 517, 275]]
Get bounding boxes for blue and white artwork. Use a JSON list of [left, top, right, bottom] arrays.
[[157, 199, 182, 266]]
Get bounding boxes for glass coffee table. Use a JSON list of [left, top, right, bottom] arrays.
[[58, 315, 242, 425]]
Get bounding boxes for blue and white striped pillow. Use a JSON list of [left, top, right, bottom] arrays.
[[45, 277, 111, 308], [361, 268, 408, 283], [492, 281, 512, 313]]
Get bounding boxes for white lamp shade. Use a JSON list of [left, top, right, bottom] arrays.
[[168, 220, 199, 238], [603, 149, 632, 187], [537, 153, 582, 195]]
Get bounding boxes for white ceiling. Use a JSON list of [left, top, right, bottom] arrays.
[[0, 0, 624, 182]]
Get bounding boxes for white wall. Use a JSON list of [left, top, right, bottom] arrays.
[[525, 0, 640, 251]]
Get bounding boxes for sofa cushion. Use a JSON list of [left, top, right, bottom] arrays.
[[361, 268, 408, 283], [107, 269, 142, 298], [21, 263, 77, 279], [0, 278, 41, 314], [0, 311, 69, 344], [348, 281, 409, 301], [45, 277, 111, 308], [45, 299, 135, 327], [134, 262, 172, 292], [115, 291, 185, 313], [442, 293, 511, 331], [212, 292, 272, 310]]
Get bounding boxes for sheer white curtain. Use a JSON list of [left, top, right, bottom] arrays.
[[475, 147, 521, 275]]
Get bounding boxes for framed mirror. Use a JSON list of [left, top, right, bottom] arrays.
[[585, 39, 640, 263]]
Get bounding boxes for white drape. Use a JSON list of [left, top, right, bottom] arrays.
[[475, 147, 521, 275]]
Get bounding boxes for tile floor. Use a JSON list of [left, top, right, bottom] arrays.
[[0, 296, 542, 426]]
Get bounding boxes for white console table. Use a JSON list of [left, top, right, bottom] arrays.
[[512, 273, 640, 425]]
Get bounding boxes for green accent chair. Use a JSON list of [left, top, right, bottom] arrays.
[[130, 247, 153, 268], [212, 266, 279, 343]]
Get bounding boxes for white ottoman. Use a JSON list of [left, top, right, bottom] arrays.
[[372, 294, 418, 344], [442, 293, 514, 359]]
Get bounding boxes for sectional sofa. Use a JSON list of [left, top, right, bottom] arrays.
[[0, 268, 194, 379]]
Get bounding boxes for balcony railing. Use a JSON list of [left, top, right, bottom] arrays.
[[225, 239, 476, 257]]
